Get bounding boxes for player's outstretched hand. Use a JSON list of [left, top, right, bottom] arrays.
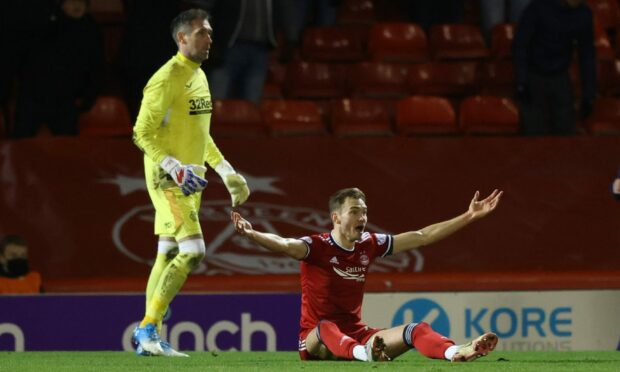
[[468, 189, 503, 219], [231, 211, 253, 236]]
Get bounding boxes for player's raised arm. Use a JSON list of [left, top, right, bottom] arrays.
[[231, 211, 308, 260], [392, 189, 503, 255]]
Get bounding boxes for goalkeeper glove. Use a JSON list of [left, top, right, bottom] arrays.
[[215, 159, 250, 207], [160, 156, 208, 196]]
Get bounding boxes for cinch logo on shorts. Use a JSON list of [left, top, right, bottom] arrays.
[[189, 97, 212, 115]]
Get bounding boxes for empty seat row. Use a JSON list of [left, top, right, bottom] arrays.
[[76, 94, 620, 138], [267, 57, 620, 100], [211, 96, 522, 137], [273, 60, 512, 99], [302, 23, 490, 63], [301, 19, 615, 64]]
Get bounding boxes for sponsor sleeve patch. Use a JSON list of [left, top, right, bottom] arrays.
[[375, 233, 393, 257], [298, 236, 312, 260]]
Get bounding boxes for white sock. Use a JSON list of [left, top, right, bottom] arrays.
[[352, 345, 368, 361], [157, 240, 177, 254], [444, 345, 460, 360]]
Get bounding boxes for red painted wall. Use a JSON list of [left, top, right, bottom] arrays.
[[1, 136, 618, 287]]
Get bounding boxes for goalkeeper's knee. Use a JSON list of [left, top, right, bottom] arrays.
[[178, 239, 206, 271]]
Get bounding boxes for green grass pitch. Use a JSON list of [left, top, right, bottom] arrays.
[[1, 351, 618, 371]]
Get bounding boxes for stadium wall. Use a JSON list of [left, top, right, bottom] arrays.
[[0, 136, 618, 290]]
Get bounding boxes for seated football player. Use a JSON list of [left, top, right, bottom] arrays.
[[231, 187, 502, 362]]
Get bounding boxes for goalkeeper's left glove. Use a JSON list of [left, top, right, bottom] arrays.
[[215, 159, 250, 207]]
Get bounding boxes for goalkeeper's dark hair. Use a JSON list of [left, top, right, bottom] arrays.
[[329, 188, 366, 212], [170, 8, 210, 46], [0, 235, 28, 255]]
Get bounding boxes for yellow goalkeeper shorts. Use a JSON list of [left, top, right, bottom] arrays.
[[145, 158, 203, 240]]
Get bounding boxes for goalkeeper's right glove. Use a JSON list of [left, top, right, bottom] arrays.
[[160, 156, 208, 196]]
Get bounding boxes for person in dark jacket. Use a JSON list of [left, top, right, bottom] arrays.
[[12, 0, 104, 138], [202, 0, 295, 103], [512, 0, 596, 135]]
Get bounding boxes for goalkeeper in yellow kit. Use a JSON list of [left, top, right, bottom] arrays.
[[131, 8, 250, 357]]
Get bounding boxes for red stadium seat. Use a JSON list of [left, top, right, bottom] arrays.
[[459, 95, 520, 135], [368, 23, 428, 62], [263, 62, 286, 99], [349, 62, 410, 98], [491, 23, 515, 60], [79, 96, 132, 137], [593, 17, 615, 61], [409, 62, 480, 97], [211, 100, 267, 137], [479, 60, 515, 97], [302, 26, 365, 62], [284, 62, 347, 99], [586, 97, 620, 134], [395, 96, 458, 135], [337, 0, 376, 25], [261, 100, 326, 136], [586, 0, 620, 32], [331, 98, 393, 136], [429, 24, 490, 60], [598, 59, 620, 96]]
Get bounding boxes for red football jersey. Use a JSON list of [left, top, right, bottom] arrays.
[[297, 232, 393, 334]]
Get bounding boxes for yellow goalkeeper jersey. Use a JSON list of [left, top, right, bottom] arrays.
[[133, 52, 224, 169]]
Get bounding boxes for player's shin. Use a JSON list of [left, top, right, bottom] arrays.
[[145, 243, 178, 331], [316, 321, 360, 360], [140, 239, 205, 327], [404, 322, 455, 360]]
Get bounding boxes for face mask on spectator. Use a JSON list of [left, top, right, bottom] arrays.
[[5, 258, 29, 278]]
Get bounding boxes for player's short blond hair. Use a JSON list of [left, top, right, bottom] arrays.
[[328, 188, 366, 213]]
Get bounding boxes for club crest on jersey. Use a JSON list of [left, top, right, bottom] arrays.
[[360, 254, 369, 266]]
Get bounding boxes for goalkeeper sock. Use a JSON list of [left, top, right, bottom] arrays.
[[317, 320, 360, 360], [404, 322, 454, 359], [140, 242, 204, 328], [144, 241, 178, 331], [146, 242, 178, 308]]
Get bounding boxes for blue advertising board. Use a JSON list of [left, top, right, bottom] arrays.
[[0, 294, 301, 351]]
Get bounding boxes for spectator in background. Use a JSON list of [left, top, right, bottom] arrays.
[[0, 1, 55, 133], [301, 0, 341, 26], [0, 235, 42, 294], [408, 0, 465, 32], [12, 0, 104, 138], [202, 0, 296, 103], [281, 0, 341, 62], [479, 0, 532, 44], [513, 0, 596, 136]]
